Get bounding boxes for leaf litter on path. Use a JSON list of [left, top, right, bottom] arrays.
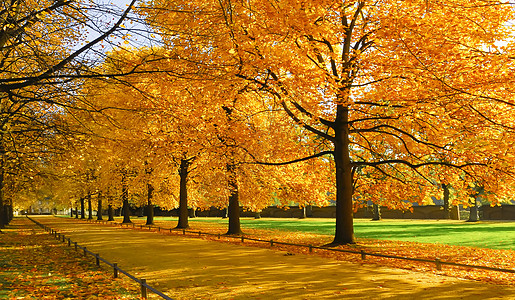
[[0, 218, 141, 299]]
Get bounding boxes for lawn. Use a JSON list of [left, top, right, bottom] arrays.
[[142, 216, 515, 250]]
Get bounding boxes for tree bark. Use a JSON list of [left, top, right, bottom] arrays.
[[108, 204, 115, 221], [331, 104, 355, 245], [442, 184, 451, 219], [146, 182, 154, 225], [468, 197, 479, 222], [254, 211, 261, 219], [372, 203, 381, 221], [176, 159, 190, 229], [80, 197, 85, 219], [97, 194, 103, 221], [0, 142, 5, 228], [87, 193, 93, 220], [189, 207, 196, 218], [121, 171, 131, 223], [70, 207, 74, 217], [226, 164, 242, 235], [75, 205, 78, 218]]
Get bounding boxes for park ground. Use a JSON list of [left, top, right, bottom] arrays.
[[0, 217, 141, 299], [3, 215, 514, 299]]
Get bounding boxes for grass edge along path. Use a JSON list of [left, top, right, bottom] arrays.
[[70, 216, 515, 286], [0, 217, 142, 299]]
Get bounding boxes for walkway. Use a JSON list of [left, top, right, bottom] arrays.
[[31, 216, 515, 300]]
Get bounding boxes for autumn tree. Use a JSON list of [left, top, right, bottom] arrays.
[[143, 0, 515, 245], [0, 0, 140, 227]]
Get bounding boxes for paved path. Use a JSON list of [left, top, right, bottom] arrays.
[[31, 216, 515, 300]]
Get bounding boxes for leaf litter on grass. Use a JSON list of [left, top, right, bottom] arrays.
[[0, 218, 141, 300]]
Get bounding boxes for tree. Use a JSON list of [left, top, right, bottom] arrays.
[[0, 0, 138, 226], [143, 0, 515, 244]]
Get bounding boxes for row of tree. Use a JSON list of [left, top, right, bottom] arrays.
[[3, 0, 515, 245]]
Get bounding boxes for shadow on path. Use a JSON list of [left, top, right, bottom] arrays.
[[32, 216, 515, 300]]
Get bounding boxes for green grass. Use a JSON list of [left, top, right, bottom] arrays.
[[147, 216, 515, 250]]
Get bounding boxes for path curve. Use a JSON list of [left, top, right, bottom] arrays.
[[32, 216, 515, 300]]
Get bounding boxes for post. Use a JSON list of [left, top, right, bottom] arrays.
[[309, 245, 313, 253], [68, 238, 71, 247], [113, 263, 118, 278], [74, 242, 78, 251], [183, 229, 185, 235], [435, 258, 442, 271], [140, 279, 148, 299], [270, 239, 274, 247], [361, 250, 366, 260], [241, 236, 245, 243], [84, 247, 87, 256], [198, 231, 201, 236], [95, 254, 100, 266]]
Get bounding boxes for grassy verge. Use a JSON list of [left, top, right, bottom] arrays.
[[0, 217, 141, 299], [133, 216, 515, 250]]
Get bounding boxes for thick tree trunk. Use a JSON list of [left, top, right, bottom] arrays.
[[80, 197, 85, 219], [8, 202, 12, 222], [331, 104, 355, 245], [468, 197, 479, 222], [97, 195, 103, 221], [442, 184, 451, 219], [226, 164, 242, 235], [108, 204, 115, 221], [146, 183, 154, 225], [176, 159, 190, 229], [372, 203, 381, 221], [75, 205, 78, 218], [87, 194, 93, 220], [121, 172, 131, 223], [70, 207, 74, 217]]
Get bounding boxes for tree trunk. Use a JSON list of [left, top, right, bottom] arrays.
[[372, 203, 381, 221], [80, 197, 85, 219], [468, 197, 479, 222], [306, 205, 313, 218], [87, 194, 93, 220], [331, 104, 355, 245], [299, 206, 306, 219], [176, 159, 190, 229], [121, 172, 131, 223], [226, 164, 242, 235], [222, 207, 228, 218], [254, 211, 261, 219], [189, 207, 196, 218], [70, 207, 74, 217], [8, 201, 12, 222], [108, 204, 115, 221], [146, 182, 154, 225], [442, 184, 451, 219], [0, 143, 5, 228], [97, 194, 103, 221], [75, 205, 78, 218]]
